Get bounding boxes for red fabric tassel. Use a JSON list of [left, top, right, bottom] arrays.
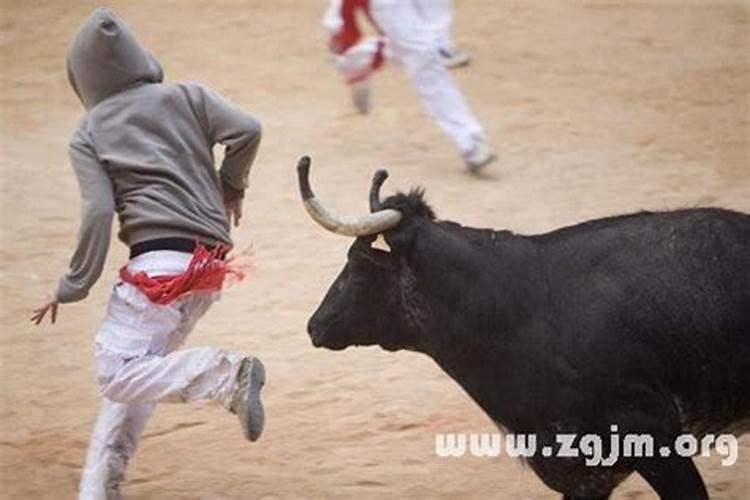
[[120, 244, 246, 305], [329, 0, 385, 85], [371, 38, 386, 70], [330, 0, 378, 55], [330, 0, 364, 55]]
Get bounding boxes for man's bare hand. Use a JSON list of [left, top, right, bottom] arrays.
[[31, 294, 59, 325], [223, 181, 245, 228], [225, 196, 243, 227]]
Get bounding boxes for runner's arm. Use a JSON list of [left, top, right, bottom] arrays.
[[55, 129, 115, 304]]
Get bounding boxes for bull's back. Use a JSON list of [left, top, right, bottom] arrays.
[[537, 208, 750, 433]]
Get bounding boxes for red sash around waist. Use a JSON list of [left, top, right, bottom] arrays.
[[119, 243, 245, 305]]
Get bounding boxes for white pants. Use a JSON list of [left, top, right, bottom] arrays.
[[329, 0, 484, 153], [414, 0, 455, 50], [79, 251, 244, 500]]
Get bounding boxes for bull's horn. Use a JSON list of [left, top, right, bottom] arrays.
[[369, 169, 389, 212], [297, 156, 402, 237]]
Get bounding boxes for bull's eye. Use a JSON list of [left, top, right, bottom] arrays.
[[371, 234, 392, 253]]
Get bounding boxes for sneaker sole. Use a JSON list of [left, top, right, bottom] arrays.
[[444, 57, 471, 69], [242, 358, 266, 442], [466, 152, 497, 174]]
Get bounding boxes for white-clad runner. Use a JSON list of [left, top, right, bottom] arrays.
[[323, 0, 496, 172]]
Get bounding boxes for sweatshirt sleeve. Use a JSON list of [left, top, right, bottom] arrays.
[[186, 83, 262, 193], [55, 129, 115, 304]]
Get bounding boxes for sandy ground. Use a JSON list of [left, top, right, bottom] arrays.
[[1, 0, 749, 498]]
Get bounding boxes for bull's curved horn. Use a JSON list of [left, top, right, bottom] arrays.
[[369, 169, 389, 212], [297, 156, 402, 237]]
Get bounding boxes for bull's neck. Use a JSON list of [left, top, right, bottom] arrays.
[[406, 221, 547, 424]]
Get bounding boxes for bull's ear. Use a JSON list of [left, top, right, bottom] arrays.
[[382, 218, 419, 253], [353, 236, 395, 267]]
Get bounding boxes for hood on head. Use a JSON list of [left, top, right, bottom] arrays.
[[67, 7, 163, 109]]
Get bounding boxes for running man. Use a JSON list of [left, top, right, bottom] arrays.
[[323, 0, 496, 172], [31, 8, 265, 499]]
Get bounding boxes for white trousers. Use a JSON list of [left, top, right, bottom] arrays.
[[330, 0, 484, 153], [79, 251, 244, 500], [414, 0, 455, 50]]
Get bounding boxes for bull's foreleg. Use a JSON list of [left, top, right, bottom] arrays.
[[635, 456, 708, 500]]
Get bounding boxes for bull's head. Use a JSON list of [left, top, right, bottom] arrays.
[[297, 156, 435, 352]]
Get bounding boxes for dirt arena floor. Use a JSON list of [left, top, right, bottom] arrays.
[[1, 0, 748, 498]]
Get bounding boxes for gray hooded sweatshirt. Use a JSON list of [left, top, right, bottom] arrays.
[[57, 7, 261, 303]]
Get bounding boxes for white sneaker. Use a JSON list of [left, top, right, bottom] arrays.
[[229, 356, 266, 442], [351, 79, 371, 114], [463, 139, 497, 173], [439, 47, 471, 69]]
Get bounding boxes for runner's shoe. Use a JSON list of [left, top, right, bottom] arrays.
[[439, 47, 471, 69], [229, 356, 266, 442]]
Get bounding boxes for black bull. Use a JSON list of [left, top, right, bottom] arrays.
[[297, 157, 749, 500]]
